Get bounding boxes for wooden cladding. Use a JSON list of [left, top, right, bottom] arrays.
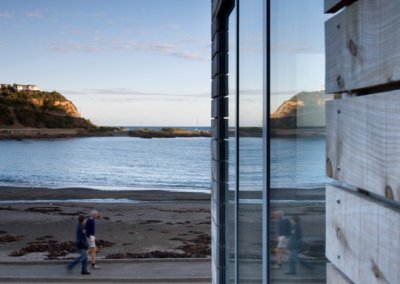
[[326, 185, 400, 284], [326, 91, 400, 201], [324, 0, 357, 13], [325, 0, 400, 94], [326, 263, 352, 284]]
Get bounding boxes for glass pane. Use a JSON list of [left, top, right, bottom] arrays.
[[237, 0, 264, 282], [270, 0, 330, 282], [228, 3, 237, 281]]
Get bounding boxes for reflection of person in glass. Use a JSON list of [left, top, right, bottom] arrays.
[[273, 210, 291, 268], [286, 215, 302, 275]]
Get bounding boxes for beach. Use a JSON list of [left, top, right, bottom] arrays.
[[0, 186, 325, 267], [0, 187, 211, 262]]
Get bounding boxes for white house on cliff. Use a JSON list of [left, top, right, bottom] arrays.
[[0, 84, 39, 92]]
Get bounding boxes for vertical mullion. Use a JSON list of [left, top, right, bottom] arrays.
[[234, 0, 240, 283], [263, 0, 270, 283]]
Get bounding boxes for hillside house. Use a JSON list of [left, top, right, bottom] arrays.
[[0, 84, 40, 92], [13, 84, 39, 92]]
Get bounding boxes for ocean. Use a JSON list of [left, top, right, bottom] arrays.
[[0, 135, 331, 192]]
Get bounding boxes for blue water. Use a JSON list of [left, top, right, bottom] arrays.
[[0, 136, 330, 192]]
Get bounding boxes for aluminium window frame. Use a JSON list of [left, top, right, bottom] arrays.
[[211, 0, 267, 283]]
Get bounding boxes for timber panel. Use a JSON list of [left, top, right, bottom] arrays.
[[326, 91, 400, 200], [325, 0, 400, 94], [326, 263, 352, 284], [326, 185, 400, 284], [324, 0, 357, 13]]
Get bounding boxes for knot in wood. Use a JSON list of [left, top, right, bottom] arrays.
[[372, 262, 381, 278], [336, 75, 345, 89], [335, 226, 342, 238], [326, 158, 333, 178], [385, 186, 394, 200], [348, 39, 357, 56]]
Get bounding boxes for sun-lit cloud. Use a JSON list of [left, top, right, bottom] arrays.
[[0, 12, 14, 19]]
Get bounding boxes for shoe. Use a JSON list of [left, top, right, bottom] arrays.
[[91, 264, 101, 270], [81, 271, 91, 275]]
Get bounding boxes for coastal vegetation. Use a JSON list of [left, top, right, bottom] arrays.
[[128, 127, 211, 138], [0, 87, 93, 129]]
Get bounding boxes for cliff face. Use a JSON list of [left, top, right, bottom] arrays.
[[0, 88, 93, 129], [271, 91, 333, 129], [28, 98, 81, 117]]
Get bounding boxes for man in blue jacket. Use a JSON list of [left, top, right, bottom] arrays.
[[67, 215, 90, 275], [86, 210, 100, 269], [273, 210, 291, 268]]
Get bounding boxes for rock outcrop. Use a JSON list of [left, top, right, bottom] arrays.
[[271, 91, 332, 129], [0, 87, 93, 129]]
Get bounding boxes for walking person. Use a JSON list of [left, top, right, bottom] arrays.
[[67, 215, 90, 275], [273, 210, 291, 268], [286, 215, 303, 275], [86, 210, 100, 269]]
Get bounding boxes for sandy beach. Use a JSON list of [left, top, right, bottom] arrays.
[[0, 187, 211, 262], [0, 186, 325, 266]]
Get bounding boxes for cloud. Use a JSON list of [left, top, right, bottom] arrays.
[[50, 39, 209, 60], [50, 41, 107, 53], [61, 88, 210, 101], [0, 12, 14, 19], [161, 24, 181, 30], [271, 41, 313, 53], [75, 11, 103, 18], [113, 40, 208, 60], [25, 9, 46, 19]]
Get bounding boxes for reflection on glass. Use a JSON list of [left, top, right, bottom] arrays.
[[237, 0, 264, 282], [270, 0, 330, 283], [228, 4, 237, 281]]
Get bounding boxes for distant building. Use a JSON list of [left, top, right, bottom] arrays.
[[13, 84, 39, 92], [0, 83, 40, 92]]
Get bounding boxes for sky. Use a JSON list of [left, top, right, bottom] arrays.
[[270, 0, 328, 111], [0, 0, 212, 126], [0, 0, 326, 126]]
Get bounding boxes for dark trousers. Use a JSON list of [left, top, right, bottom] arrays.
[[68, 248, 88, 272], [287, 248, 298, 273]]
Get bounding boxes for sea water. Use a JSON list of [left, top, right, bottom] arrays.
[[0, 136, 331, 192]]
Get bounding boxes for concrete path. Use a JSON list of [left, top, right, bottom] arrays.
[[0, 259, 326, 283], [0, 259, 211, 283]]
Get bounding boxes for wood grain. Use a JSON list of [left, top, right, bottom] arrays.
[[325, 0, 400, 93], [327, 263, 353, 284], [326, 185, 400, 283], [326, 91, 400, 200], [325, 0, 357, 13]]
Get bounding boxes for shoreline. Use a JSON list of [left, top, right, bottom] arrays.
[[0, 186, 211, 201], [0, 186, 326, 202]]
